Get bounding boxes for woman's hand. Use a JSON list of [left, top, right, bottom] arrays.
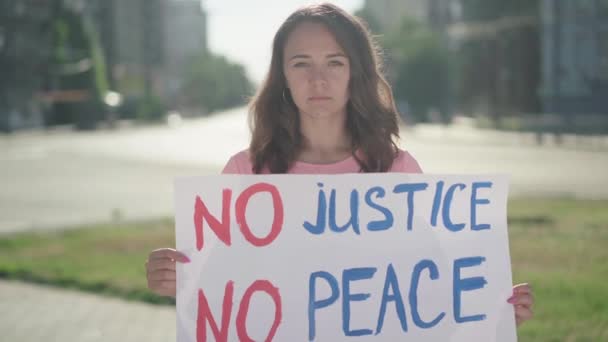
[[508, 283, 534, 326], [145, 248, 190, 297]]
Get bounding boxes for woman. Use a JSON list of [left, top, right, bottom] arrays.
[[146, 3, 533, 326]]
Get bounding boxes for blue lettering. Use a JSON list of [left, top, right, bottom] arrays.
[[303, 183, 327, 234], [308, 271, 340, 340], [471, 182, 492, 231], [453, 256, 488, 323], [443, 183, 466, 232], [329, 190, 361, 234], [376, 264, 408, 334], [393, 183, 429, 231], [365, 187, 394, 231], [409, 260, 446, 328], [343, 267, 376, 336], [430, 181, 444, 227]]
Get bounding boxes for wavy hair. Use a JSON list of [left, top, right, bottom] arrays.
[[248, 3, 401, 173]]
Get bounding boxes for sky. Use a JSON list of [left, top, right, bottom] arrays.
[[203, 0, 365, 84]]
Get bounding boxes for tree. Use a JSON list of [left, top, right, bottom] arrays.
[[353, 7, 382, 35], [49, 2, 108, 129], [180, 52, 253, 114], [460, 0, 539, 21], [384, 17, 453, 123], [457, 0, 541, 124]]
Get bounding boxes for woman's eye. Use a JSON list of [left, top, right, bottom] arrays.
[[293, 62, 308, 67], [329, 60, 344, 67]]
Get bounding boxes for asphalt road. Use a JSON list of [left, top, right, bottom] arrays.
[[1, 106, 607, 234]]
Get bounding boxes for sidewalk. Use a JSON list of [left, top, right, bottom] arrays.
[[0, 279, 176, 342], [407, 122, 608, 151]]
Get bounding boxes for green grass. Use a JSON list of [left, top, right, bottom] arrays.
[[0, 198, 607, 341], [0, 218, 176, 305], [507, 199, 608, 341]]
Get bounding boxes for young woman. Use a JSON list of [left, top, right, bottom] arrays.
[[146, 3, 533, 327]]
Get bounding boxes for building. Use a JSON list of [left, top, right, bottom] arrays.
[[164, 0, 207, 72], [0, 0, 209, 131], [163, 0, 208, 101], [539, 0, 608, 116], [94, 0, 207, 102], [0, 0, 54, 131], [365, 0, 608, 121]]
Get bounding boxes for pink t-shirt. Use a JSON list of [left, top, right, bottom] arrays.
[[221, 149, 423, 174]]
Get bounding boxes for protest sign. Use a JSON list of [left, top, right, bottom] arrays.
[[175, 173, 516, 341]]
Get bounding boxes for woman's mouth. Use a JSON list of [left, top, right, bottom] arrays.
[[308, 96, 331, 101]]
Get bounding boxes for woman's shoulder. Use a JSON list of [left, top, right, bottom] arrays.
[[221, 149, 254, 174], [390, 148, 423, 174]]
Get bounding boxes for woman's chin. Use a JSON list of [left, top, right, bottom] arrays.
[[300, 106, 345, 120]]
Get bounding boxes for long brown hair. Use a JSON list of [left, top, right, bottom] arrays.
[[249, 3, 401, 173]]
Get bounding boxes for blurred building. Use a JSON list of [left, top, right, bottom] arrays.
[[0, 0, 208, 131], [365, 0, 608, 121], [89, 0, 163, 98], [0, 0, 54, 131], [164, 0, 208, 62], [92, 0, 207, 102], [164, 0, 208, 101], [539, 0, 608, 116]]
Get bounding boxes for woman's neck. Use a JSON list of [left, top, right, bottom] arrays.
[[297, 112, 352, 164]]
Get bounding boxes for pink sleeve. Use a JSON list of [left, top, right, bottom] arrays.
[[390, 150, 423, 174], [221, 150, 254, 174], [221, 155, 240, 174]]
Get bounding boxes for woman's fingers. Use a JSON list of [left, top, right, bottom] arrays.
[[513, 283, 532, 295], [146, 247, 189, 298], [509, 283, 534, 326], [149, 248, 190, 263], [148, 269, 177, 281], [508, 293, 534, 307], [148, 280, 176, 297], [146, 264, 177, 297], [514, 305, 534, 326], [146, 258, 176, 273]]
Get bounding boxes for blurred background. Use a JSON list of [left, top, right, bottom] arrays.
[[0, 0, 607, 341]]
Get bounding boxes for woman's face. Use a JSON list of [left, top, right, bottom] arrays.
[[283, 22, 351, 120]]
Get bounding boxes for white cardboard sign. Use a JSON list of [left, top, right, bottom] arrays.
[[175, 173, 516, 341]]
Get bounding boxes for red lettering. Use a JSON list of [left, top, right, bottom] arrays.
[[194, 189, 232, 251], [197, 281, 234, 342], [236, 280, 282, 342], [235, 183, 284, 247]]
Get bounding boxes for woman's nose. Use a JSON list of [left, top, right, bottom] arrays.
[[309, 66, 327, 86]]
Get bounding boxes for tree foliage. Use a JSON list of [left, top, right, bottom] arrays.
[[180, 52, 253, 114], [457, 0, 541, 120], [460, 0, 539, 21], [353, 7, 382, 35], [383, 17, 453, 122]]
